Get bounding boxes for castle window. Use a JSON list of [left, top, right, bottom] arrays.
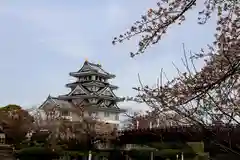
[[89, 98, 98, 104], [61, 110, 70, 116], [0, 133, 5, 144], [88, 111, 92, 117], [88, 86, 98, 92], [104, 112, 110, 117]]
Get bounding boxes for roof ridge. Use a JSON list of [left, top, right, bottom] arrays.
[[87, 61, 102, 67]]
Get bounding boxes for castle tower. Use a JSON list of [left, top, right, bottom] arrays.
[[39, 60, 125, 126], [59, 60, 122, 110]]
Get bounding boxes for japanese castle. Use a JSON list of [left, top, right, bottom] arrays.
[[39, 60, 126, 128]]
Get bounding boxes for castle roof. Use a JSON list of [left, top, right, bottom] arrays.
[[39, 60, 126, 114], [69, 60, 115, 78]]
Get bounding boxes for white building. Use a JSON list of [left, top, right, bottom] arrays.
[[38, 60, 126, 129]]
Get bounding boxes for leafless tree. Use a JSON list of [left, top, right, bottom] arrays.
[[30, 105, 116, 151]]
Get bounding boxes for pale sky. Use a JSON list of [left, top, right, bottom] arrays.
[[0, 1, 216, 112]]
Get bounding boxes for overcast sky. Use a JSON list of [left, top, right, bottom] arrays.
[[0, 0, 216, 112]]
